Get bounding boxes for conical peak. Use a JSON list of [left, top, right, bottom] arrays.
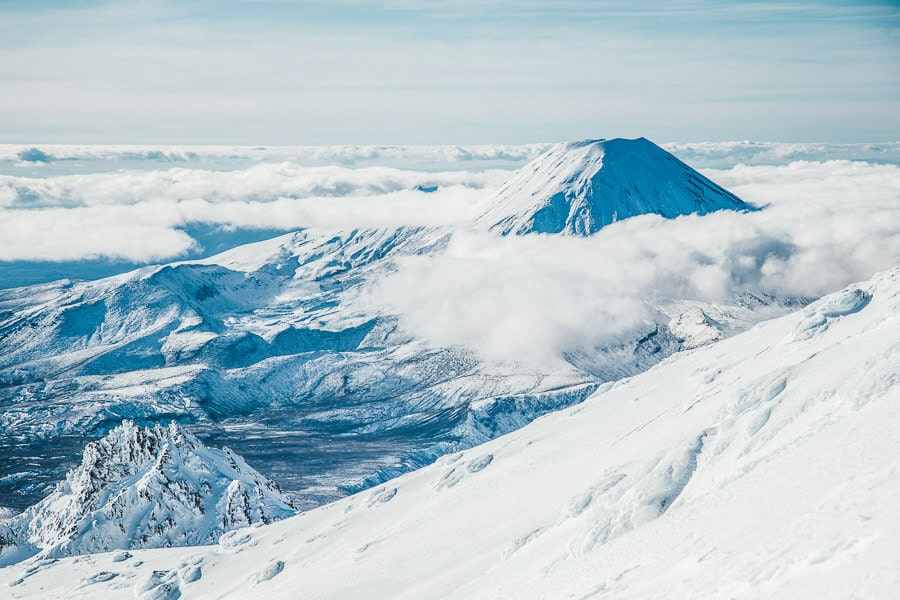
[[566, 137, 649, 147], [557, 137, 655, 155], [474, 137, 754, 236]]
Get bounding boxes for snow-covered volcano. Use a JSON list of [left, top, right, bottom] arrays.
[[3, 268, 895, 598], [0, 420, 294, 567], [474, 138, 755, 235], [0, 135, 801, 520]]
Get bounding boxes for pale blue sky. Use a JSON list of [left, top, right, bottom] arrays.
[[0, 0, 897, 144]]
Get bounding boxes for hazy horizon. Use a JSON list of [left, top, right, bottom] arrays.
[[1, 1, 897, 145]]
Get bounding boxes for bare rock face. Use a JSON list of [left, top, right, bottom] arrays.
[[0, 420, 295, 566]]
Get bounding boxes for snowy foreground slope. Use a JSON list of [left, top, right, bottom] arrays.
[[4, 268, 897, 599], [0, 421, 294, 567]]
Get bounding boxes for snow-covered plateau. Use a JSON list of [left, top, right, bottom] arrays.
[[0, 137, 898, 597], [2, 265, 897, 598]]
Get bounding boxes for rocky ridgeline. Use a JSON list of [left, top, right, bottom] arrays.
[[0, 420, 295, 566]]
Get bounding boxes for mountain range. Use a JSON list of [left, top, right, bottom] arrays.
[[1, 138, 808, 565]]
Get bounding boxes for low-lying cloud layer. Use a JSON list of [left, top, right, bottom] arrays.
[[3, 141, 898, 170], [0, 165, 505, 261], [668, 141, 900, 168], [4, 141, 896, 264], [369, 160, 900, 362], [0, 144, 551, 169], [0, 163, 505, 208], [1, 152, 897, 365]]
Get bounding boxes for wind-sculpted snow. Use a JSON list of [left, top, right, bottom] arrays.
[[2, 268, 896, 598], [792, 287, 871, 341], [473, 138, 755, 236], [0, 421, 294, 567]]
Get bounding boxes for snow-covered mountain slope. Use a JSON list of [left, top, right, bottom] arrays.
[[0, 221, 795, 512], [0, 226, 605, 510], [0, 141, 798, 515], [473, 138, 755, 235], [0, 420, 294, 567], [3, 267, 896, 599]]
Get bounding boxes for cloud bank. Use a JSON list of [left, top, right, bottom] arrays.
[[368, 160, 900, 363], [0, 165, 507, 261], [2, 142, 898, 170], [2, 155, 897, 363], [669, 141, 900, 169], [0, 144, 551, 170]]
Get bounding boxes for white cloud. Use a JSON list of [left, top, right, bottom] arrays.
[[0, 163, 506, 208], [0, 191, 485, 262], [4, 141, 896, 172], [667, 142, 900, 169], [0, 205, 197, 262], [0, 164, 507, 261], [0, 143, 550, 168], [367, 160, 900, 363], [1, 156, 897, 366]]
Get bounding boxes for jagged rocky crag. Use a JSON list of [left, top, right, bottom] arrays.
[[0, 420, 294, 566], [0, 138, 796, 517]]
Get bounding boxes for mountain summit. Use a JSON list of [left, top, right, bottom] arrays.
[[474, 137, 755, 236]]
